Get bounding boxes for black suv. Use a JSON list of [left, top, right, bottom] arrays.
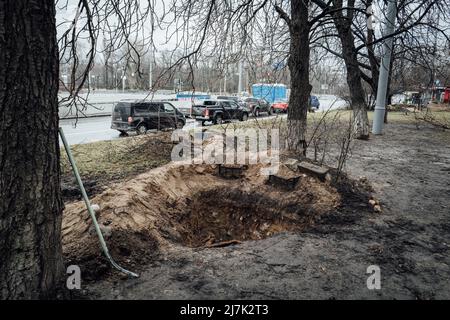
[[111, 101, 186, 135], [217, 95, 247, 108], [191, 99, 250, 125], [244, 97, 272, 117]]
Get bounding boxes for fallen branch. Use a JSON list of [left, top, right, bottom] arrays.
[[205, 240, 242, 248]]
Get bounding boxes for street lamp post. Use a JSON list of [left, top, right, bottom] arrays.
[[91, 74, 96, 91], [149, 52, 153, 91], [114, 65, 120, 93], [238, 61, 243, 94]]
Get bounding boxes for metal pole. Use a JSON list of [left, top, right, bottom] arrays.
[[149, 52, 153, 91], [224, 72, 227, 94], [372, 0, 397, 135], [122, 70, 126, 92], [149, 13, 154, 92], [115, 66, 118, 93], [238, 61, 243, 94], [59, 127, 138, 278]]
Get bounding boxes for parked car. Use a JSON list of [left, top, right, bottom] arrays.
[[111, 101, 186, 135], [217, 95, 247, 108], [192, 99, 250, 125], [217, 95, 239, 102], [272, 101, 289, 113], [310, 95, 320, 112], [271, 96, 321, 113], [244, 97, 272, 117]]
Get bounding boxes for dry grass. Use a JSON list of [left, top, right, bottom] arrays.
[[60, 132, 174, 200], [201, 110, 450, 132]]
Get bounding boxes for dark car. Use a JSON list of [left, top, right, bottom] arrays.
[[217, 95, 247, 108], [111, 101, 186, 135], [192, 99, 249, 125], [310, 95, 320, 111], [244, 97, 272, 117], [217, 95, 239, 102], [272, 96, 321, 113]]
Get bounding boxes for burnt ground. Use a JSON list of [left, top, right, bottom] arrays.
[[83, 122, 450, 300]]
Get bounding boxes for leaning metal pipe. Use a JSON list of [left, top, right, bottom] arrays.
[[59, 127, 139, 278]]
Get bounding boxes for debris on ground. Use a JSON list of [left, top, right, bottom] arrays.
[[369, 197, 382, 213], [205, 240, 242, 248]]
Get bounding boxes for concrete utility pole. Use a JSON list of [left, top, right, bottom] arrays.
[[372, 0, 397, 135]]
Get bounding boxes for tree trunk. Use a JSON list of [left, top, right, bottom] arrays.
[[332, 0, 370, 139], [366, 0, 379, 97], [0, 0, 64, 299], [104, 62, 110, 89], [336, 26, 369, 139], [286, 0, 311, 154]]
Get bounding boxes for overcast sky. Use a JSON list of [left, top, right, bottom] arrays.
[[55, 0, 179, 61]]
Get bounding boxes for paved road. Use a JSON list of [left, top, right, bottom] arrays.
[[59, 95, 347, 145], [59, 114, 282, 145], [59, 116, 119, 146]]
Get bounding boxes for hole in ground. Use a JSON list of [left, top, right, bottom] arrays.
[[175, 186, 326, 247], [63, 163, 359, 279]]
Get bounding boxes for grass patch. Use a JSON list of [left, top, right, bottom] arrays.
[[61, 132, 174, 201], [200, 110, 450, 132]]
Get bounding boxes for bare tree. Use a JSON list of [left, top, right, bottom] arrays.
[[157, 0, 328, 155], [311, 0, 448, 138]]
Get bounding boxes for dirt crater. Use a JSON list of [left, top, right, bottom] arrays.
[[177, 186, 329, 247], [62, 163, 346, 278]]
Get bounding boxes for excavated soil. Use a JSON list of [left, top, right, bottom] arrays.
[[62, 162, 349, 280]]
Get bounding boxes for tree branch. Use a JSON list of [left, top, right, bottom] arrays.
[[274, 4, 291, 28]]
